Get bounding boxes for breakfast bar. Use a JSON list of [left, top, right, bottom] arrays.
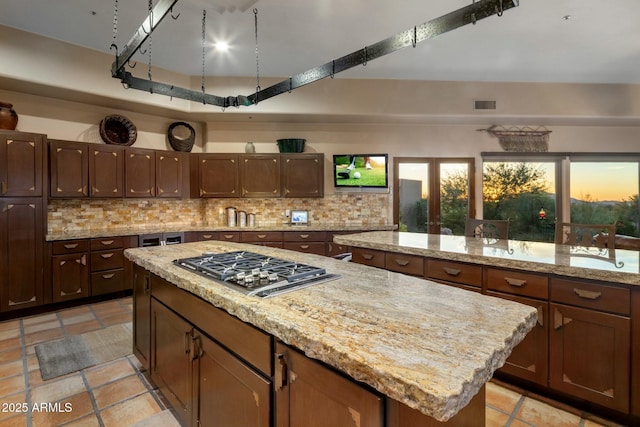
[[125, 241, 537, 426]]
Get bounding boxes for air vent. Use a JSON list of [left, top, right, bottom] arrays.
[[474, 100, 497, 110]]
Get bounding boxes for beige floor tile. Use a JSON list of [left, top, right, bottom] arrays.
[[24, 328, 65, 346], [22, 312, 58, 326], [0, 359, 24, 379], [486, 381, 522, 414], [0, 391, 27, 422], [515, 396, 582, 427], [91, 301, 127, 316], [583, 415, 627, 427], [0, 374, 25, 399], [129, 409, 181, 427], [0, 336, 21, 352], [30, 374, 86, 404], [26, 354, 39, 372], [0, 347, 23, 363], [99, 393, 163, 427], [64, 319, 103, 335], [0, 413, 27, 427], [23, 319, 62, 335], [0, 327, 20, 341], [93, 374, 148, 409], [485, 406, 511, 427], [63, 413, 102, 427], [61, 312, 97, 326], [0, 319, 20, 333], [31, 391, 94, 427], [58, 305, 92, 319], [84, 357, 136, 389], [97, 312, 133, 327]]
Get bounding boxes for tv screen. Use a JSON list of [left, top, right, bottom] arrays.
[[333, 154, 388, 188]]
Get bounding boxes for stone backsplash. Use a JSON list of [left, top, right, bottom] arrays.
[[47, 194, 392, 234]]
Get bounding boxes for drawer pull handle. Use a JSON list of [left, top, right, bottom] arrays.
[[101, 240, 114, 246], [573, 288, 602, 300], [300, 244, 310, 249], [443, 267, 461, 276], [203, 234, 213, 239], [101, 253, 115, 259], [395, 259, 410, 266], [64, 243, 79, 249], [60, 288, 82, 296], [537, 306, 544, 327], [362, 254, 374, 260], [505, 277, 526, 287], [223, 234, 234, 239], [300, 234, 310, 239], [102, 273, 115, 279], [257, 234, 267, 239]]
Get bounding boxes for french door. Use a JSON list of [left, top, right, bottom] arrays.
[[393, 157, 475, 235]]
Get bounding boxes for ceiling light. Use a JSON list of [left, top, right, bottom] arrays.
[[562, 15, 572, 20], [214, 41, 230, 52]]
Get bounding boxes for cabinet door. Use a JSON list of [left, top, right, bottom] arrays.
[[198, 154, 239, 197], [240, 154, 281, 197], [275, 342, 383, 427], [0, 199, 43, 311], [194, 332, 271, 427], [156, 151, 186, 198], [125, 148, 155, 197], [281, 154, 324, 198], [489, 292, 548, 386], [49, 140, 88, 198], [550, 303, 630, 413], [151, 299, 193, 425], [133, 264, 151, 370], [89, 145, 123, 197], [52, 252, 89, 302], [0, 131, 44, 197]]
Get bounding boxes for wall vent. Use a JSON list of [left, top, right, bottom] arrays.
[[474, 100, 497, 110]]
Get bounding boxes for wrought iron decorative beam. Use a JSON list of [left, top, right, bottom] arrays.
[[111, 0, 519, 108]]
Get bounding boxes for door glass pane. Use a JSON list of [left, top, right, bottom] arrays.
[[439, 163, 469, 235], [483, 161, 556, 242], [398, 163, 429, 232], [570, 162, 639, 237]]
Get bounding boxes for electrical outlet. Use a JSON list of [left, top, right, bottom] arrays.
[[285, 209, 290, 217]]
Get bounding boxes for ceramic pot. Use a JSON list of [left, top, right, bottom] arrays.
[[0, 102, 18, 130]]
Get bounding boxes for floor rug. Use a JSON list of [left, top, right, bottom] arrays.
[[35, 322, 132, 380]]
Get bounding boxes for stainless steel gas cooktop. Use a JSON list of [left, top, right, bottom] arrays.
[[174, 250, 340, 298]]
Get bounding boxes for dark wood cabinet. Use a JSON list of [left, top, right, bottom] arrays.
[[184, 231, 218, 242], [194, 331, 271, 427], [151, 298, 194, 426], [283, 231, 327, 255], [90, 237, 127, 296], [632, 289, 640, 417], [352, 247, 386, 268], [89, 144, 124, 197], [0, 198, 44, 311], [156, 151, 188, 198], [0, 131, 44, 197], [49, 140, 88, 198], [240, 154, 281, 197], [51, 240, 90, 302], [133, 264, 151, 370], [549, 302, 630, 413], [195, 154, 239, 198], [281, 153, 324, 198], [275, 341, 383, 427], [425, 259, 482, 292], [125, 148, 155, 198]]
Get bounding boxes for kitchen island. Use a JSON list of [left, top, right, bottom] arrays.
[[125, 241, 536, 426], [333, 231, 640, 422]]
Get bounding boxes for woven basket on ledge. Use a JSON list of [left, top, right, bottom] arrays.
[[168, 122, 196, 152]]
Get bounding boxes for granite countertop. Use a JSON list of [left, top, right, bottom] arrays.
[[124, 241, 536, 422], [46, 224, 396, 241], [333, 231, 640, 286]]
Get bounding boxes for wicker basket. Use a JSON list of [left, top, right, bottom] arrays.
[[99, 115, 137, 146], [277, 138, 305, 153], [167, 122, 195, 152]]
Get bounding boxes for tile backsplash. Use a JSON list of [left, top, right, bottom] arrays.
[[47, 194, 392, 234]]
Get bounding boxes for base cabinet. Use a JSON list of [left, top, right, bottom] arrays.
[[275, 342, 383, 427], [133, 264, 151, 370]]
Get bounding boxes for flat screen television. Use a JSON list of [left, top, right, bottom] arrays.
[[333, 154, 388, 188]]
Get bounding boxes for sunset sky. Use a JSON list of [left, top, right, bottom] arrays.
[[571, 163, 638, 202]]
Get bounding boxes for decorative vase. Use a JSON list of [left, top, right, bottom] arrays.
[[0, 102, 18, 130], [245, 142, 256, 153]]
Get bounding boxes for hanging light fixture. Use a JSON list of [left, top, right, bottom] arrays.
[[109, 0, 520, 109], [538, 207, 546, 220]]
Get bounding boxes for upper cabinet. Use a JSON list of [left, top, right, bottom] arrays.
[[90, 145, 124, 197], [49, 140, 89, 198], [0, 131, 44, 197], [281, 153, 324, 198], [125, 148, 156, 198], [193, 154, 239, 198], [240, 154, 281, 198], [155, 151, 188, 198]]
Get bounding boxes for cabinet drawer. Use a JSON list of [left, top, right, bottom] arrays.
[[90, 236, 124, 251], [241, 231, 283, 242], [52, 239, 90, 255], [91, 269, 125, 296], [283, 231, 327, 242], [218, 231, 241, 242], [90, 249, 124, 272], [486, 268, 548, 299], [551, 277, 630, 315], [385, 252, 424, 276], [326, 242, 350, 257], [283, 242, 326, 256], [427, 259, 482, 287], [351, 247, 385, 268]]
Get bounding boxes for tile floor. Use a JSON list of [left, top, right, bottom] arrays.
[[0, 297, 627, 427]]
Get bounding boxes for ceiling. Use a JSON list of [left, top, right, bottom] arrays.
[[1, 0, 639, 86]]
